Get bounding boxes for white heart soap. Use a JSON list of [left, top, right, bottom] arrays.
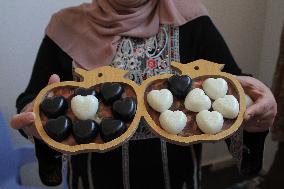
[[184, 88, 211, 112], [245, 94, 254, 108], [71, 95, 99, 120], [147, 89, 173, 113], [202, 78, 228, 100], [159, 110, 187, 134], [212, 95, 239, 119], [196, 110, 224, 134]]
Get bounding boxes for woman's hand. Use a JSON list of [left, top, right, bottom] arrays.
[[237, 76, 277, 132], [10, 74, 60, 139]]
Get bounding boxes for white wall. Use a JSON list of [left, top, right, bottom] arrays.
[[0, 0, 90, 147], [258, 0, 284, 86]]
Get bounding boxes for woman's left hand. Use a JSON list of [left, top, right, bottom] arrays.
[[237, 76, 277, 132]]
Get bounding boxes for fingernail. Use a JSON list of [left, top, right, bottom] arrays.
[[27, 112, 36, 121], [245, 113, 252, 121]]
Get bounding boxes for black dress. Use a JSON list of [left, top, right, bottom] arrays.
[[16, 16, 268, 189]]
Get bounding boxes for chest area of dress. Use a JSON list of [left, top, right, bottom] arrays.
[[110, 25, 180, 85]]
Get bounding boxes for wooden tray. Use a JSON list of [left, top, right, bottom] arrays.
[[33, 59, 246, 154]]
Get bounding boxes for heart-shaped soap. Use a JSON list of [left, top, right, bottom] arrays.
[[212, 95, 239, 119], [100, 83, 124, 105], [168, 75, 192, 98], [245, 94, 254, 108], [74, 87, 97, 97], [147, 89, 173, 113], [196, 110, 224, 134], [100, 118, 127, 142], [202, 78, 228, 100], [112, 97, 137, 121], [184, 88, 211, 112], [72, 120, 98, 144], [44, 116, 72, 142], [40, 96, 68, 118], [159, 110, 187, 135], [71, 95, 99, 120]]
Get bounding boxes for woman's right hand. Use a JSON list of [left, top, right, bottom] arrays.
[[10, 74, 60, 139]]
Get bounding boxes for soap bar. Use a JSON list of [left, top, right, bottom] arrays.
[[72, 120, 98, 144], [74, 87, 97, 97], [168, 75, 192, 98], [44, 116, 72, 142], [112, 97, 137, 121], [40, 96, 68, 118], [196, 110, 224, 134], [159, 110, 187, 135], [147, 89, 173, 113], [202, 78, 228, 100], [71, 95, 99, 120], [212, 95, 239, 119], [100, 82, 124, 104], [184, 88, 211, 112], [100, 118, 127, 142]]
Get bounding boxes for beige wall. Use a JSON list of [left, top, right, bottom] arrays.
[[258, 0, 284, 86], [201, 0, 284, 169], [202, 0, 267, 76]]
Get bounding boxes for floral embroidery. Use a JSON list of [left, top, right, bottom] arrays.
[[110, 25, 180, 140]]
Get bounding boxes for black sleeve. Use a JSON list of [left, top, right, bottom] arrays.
[[16, 35, 73, 139], [180, 16, 268, 176], [16, 35, 73, 114]]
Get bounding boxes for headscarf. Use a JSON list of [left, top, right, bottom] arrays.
[[46, 0, 208, 70]]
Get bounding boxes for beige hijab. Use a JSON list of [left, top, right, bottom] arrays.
[[46, 0, 208, 70]]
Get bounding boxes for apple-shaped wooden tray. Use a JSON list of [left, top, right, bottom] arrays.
[[33, 59, 246, 154]]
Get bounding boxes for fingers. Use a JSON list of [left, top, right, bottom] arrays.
[[48, 74, 60, 85], [10, 112, 35, 129]]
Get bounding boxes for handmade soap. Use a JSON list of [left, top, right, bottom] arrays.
[[212, 95, 239, 119], [202, 78, 228, 100], [44, 116, 72, 142], [74, 87, 97, 97], [72, 120, 98, 144], [147, 89, 173, 113], [40, 96, 68, 118], [159, 110, 187, 135], [100, 83, 124, 104], [112, 97, 137, 121], [71, 95, 99, 120], [184, 88, 211, 112], [168, 75, 192, 98], [196, 110, 224, 134], [100, 118, 127, 142]]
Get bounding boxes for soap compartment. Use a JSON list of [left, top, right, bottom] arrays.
[[39, 83, 137, 146], [143, 76, 239, 137]]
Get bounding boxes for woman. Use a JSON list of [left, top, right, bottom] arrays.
[[10, 0, 277, 188]]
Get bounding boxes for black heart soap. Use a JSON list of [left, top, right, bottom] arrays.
[[74, 87, 97, 97], [72, 120, 98, 144], [40, 96, 68, 118], [100, 83, 124, 105], [168, 75, 192, 98], [100, 118, 127, 142], [44, 116, 72, 142], [112, 97, 136, 121]]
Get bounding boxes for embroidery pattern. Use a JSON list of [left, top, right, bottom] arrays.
[[110, 25, 180, 140]]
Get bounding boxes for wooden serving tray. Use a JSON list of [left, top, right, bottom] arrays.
[[33, 59, 246, 154]]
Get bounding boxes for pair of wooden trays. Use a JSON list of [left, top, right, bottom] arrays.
[[33, 60, 246, 154]]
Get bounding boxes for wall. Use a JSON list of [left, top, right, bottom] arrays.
[[258, 0, 284, 86], [0, 0, 90, 147]]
